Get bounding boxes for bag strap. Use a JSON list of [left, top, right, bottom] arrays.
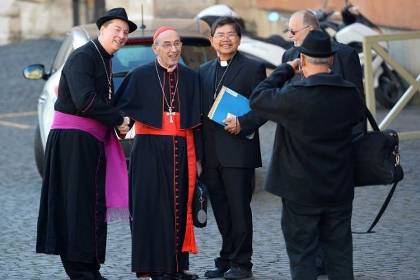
[[353, 181, 398, 234], [354, 88, 380, 132], [366, 181, 398, 233], [354, 104, 398, 234], [363, 104, 380, 131]]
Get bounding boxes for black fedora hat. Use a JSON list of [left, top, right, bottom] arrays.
[[299, 30, 336, 58], [96, 7, 137, 33]]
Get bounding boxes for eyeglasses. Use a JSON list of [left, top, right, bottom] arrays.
[[213, 32, 238, 40], [287, 25, 310, 35], [158, 41, 182, 50]]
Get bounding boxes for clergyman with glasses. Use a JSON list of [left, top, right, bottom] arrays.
[[114, 26, 201, 280], [284, 10, 363, 98], [198, 16, 266, 280]]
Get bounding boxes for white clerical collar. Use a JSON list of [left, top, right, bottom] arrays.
[[157, 57, 177, 73], [218, 52, 237, 67]]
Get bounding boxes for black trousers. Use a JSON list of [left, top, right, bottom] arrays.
[[60, 256, 103, 280], [281, 199, 354, 280], [202, 166, 254, 270]]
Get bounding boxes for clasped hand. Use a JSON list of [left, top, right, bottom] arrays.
[[224, 116, 240, 135], [117, 116, 130, 135]]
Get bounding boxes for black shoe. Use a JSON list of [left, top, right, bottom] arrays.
[[316, 266, 326, 276], [316, 261, 326, 276], [94, 273, 108, 280], [224, 267, 252, 280], [151, 273, 172, 280], [175, 271, 199, 280], [204, 267, 229, 278]]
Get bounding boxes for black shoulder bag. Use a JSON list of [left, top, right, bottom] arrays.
[[353, 107, 404, 233]]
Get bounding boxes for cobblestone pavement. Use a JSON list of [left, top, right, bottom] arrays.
[[0, 39, 419, 280]]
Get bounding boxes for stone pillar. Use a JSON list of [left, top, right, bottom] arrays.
[[0, 1, 20, 45], [16, 0, 72, 40]]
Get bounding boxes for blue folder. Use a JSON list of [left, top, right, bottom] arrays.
[[208, 86, 250, 126]]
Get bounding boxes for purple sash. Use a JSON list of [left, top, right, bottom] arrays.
[[52, 111, 129, 222]]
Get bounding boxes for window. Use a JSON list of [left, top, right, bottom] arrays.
[[112, 38, 216, 90], [51, 34, 74, 73]]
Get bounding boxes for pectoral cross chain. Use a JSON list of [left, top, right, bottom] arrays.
[[108, 87, 112, 100], [155, 60, 179, 124]]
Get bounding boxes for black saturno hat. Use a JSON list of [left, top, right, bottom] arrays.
[[299, 30, 336, 58], [96, 7, 137, 33]]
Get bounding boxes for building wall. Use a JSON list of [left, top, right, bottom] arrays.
[[255, 0, 420, 30], [17, 0, 72, 40], [0, 0, 72, 44], [106, 0, 155, 21], [0, 0, 20, 45], [154, 0, 215, 18]]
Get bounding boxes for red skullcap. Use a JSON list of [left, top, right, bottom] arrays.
[[153, 26, 177, 41]]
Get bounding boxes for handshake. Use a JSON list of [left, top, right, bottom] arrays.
[[117, 116, 131, 135]]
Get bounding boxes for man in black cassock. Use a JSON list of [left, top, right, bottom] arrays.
[[36, 8, 136, 280], [198, 17, 266, 280], [114, 26, 201, 280]]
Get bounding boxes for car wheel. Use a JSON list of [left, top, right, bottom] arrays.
[[34, 124, 44, 178]]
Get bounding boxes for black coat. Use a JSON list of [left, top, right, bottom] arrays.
[[250, 64, 365, 206], [283, 41, 366, 139], [199, 52, 266, 168]]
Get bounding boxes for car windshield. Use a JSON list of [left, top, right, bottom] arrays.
[[112, 38, 216, 90]]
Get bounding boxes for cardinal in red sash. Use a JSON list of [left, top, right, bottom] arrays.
[[115, 26, 201, 280]]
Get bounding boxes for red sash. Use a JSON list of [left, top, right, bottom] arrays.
[[135, 112, 198, 254]]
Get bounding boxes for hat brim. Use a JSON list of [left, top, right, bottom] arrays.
[[299, 47, 336, 58], [96, 16, 137, 33]]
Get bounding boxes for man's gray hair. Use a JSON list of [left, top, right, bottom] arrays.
[[303, 54, 331, 65], [298, 10, 320, 30]]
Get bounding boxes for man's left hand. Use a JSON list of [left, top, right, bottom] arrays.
[[287, 58, 301, 74], [224, 116, 240, 135]]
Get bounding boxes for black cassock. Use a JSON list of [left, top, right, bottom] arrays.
[[115, 61, 201, 274], [36, 39, 123, 263]]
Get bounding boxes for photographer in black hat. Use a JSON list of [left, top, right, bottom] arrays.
[[36, 7, 136, 280], [250, 30, 365, 280]]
